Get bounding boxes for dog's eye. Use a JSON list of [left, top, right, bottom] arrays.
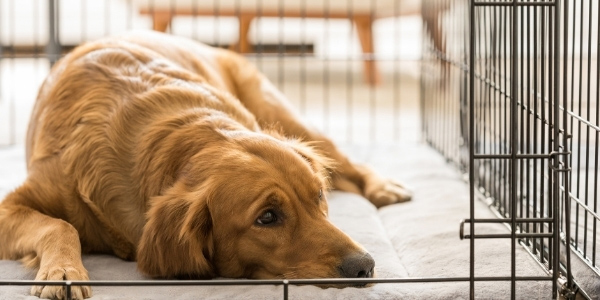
[[256, 210, 277, 225]]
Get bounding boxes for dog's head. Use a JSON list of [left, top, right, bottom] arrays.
[[136, 126, 375, 281]]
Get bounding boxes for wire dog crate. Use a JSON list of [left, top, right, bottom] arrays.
[[423, 0, 599, 298], [0, 0, 598, 299]]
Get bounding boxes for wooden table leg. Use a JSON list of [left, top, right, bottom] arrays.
[[152, 11, 172, 32], [354, 16, 380, 86], [230, 15, 254, 53]]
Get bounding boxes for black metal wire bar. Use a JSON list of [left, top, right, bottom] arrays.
[[518, 1, 526, 244], [559, 0, 566, 239], [462, 0, 470, 169], [226, 53, 499, 61], [548, 2, 556, 268], [149, 0, 154, 32], [438, 0, 449, 156], [421, 8, 427, 144], [300, 0, 306, 115], [346, 0, 353, 143], [66, 281, 72, 300], [541, 0, 550, 268], [434, 1, 452, 152], [439, 0, 446, 156], [442, 0, 449, 157], [8, 0, 16, 145], [31, 0, 40, 94], [464, 217, 554, 223], [193, 0, 199, 40], [562, 0, 575, 290], [594, 0, 600, 269], [464, 0, 474, 168], [0, 0, 2, 112], [442, 0, 450, 155], [503, 3, 509, 220], [0, 276, 554, 287], [574, 0, 585, 259], [582, 0, 593, 260], [525, 2, 532, 246], [469, 0, 476, 298], [323, 0, 329, 135], [474, 153, 567, 158], [532, 2, 540, 258], [0, 0, 6, 145], [167, 0, 174, 34], [481, 7, 491, 196], [278, 0, 284, 92], [437, 0, 442, 151], [551, 1, 562, 296], [510, 5, 519, 297], [567, 0, 577, 270], [32, 0, 42, 148], [257, 0, 263, 71], [456, 0, 464, 162], [78, 0, 85, 45], [474, 2, 557, 6], [393, 0, 400, 141], [568, 2, 576, 226], [213, 0, 220, 48], [490, 4, 498, 210], [126, 0, 132, 30], [369, 0, 376, 142], [547, 3, 555, 254], [496, 3, 503, 214], [448, 0, 454, 159], [105, 0, 110, 35], [464, 233, 555, 239], [539, 4, 548, 265]]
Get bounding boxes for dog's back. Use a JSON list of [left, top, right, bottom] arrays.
[[24, 32, 259, 257]]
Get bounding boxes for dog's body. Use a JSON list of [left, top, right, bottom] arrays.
[[0, 31, 410, 299]]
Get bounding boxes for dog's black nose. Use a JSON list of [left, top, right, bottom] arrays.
[[339, 252, 375, 278]]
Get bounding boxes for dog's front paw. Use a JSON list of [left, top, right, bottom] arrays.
[[365, 179, 412, 208], [31, 263, 92, 300]]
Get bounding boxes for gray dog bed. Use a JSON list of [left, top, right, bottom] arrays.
[[0, 143, 554, 299]]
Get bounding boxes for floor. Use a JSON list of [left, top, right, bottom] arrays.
[[0, 57, 422, 147]]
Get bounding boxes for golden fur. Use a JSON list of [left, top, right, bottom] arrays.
[[0, 31, 411, 299]]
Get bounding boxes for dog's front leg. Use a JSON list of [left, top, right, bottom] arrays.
[[0, 191, 91, 300]]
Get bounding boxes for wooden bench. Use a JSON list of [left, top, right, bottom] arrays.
[[135, 0, 421, 86]]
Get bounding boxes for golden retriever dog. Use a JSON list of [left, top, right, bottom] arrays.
[[0, 30, 411, 299]]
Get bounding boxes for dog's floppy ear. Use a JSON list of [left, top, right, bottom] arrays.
[[288, 140, 336, 185], [137, 181, 215, 279]]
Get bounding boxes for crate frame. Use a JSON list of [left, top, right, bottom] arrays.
[[1, 0, 599, 299]]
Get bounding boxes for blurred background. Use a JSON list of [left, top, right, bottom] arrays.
[[0, 0, 425, 147]]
